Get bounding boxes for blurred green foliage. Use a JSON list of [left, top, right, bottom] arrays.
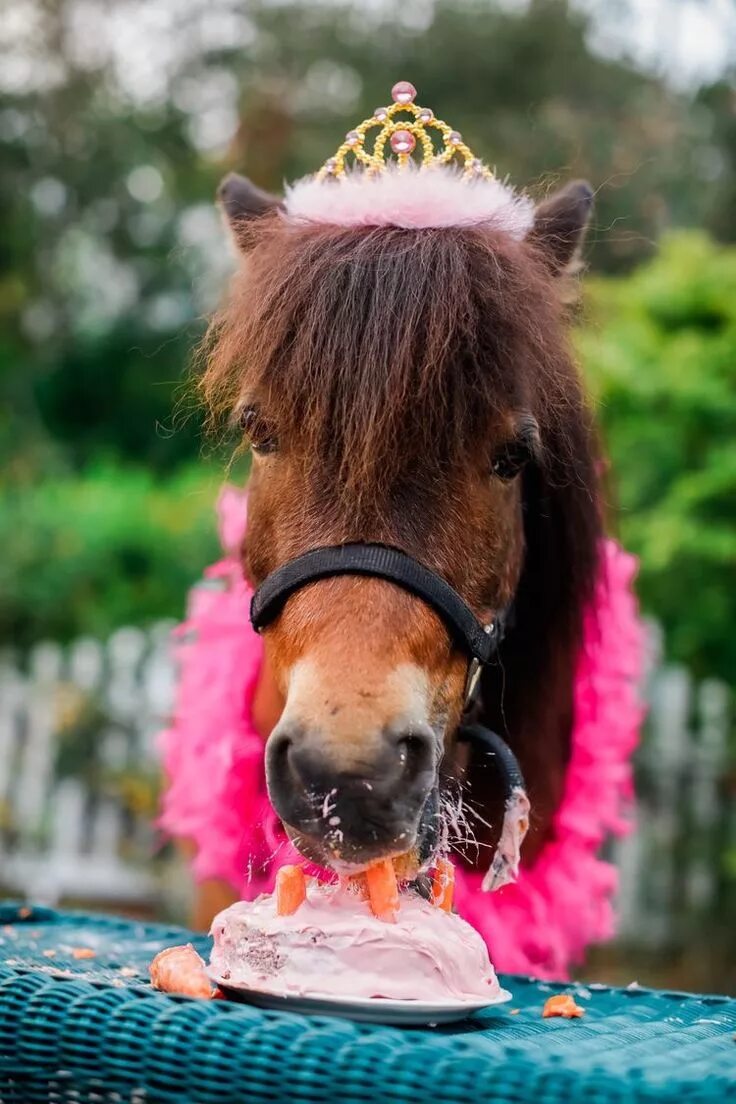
[[0, 464, 221, 647], [581, 232, 736, 685]]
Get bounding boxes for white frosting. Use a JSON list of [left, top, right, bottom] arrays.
[[209, 881, 501, 1002]]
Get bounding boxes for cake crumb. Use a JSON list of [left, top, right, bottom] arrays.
[[42, 949, 56, 958], [18, 907, 31, 919], [509, 1009, 520, 1015], [542, 994, 585, 1019]]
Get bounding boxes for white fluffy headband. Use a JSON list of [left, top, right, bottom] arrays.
[[284, 164, 534, 239]]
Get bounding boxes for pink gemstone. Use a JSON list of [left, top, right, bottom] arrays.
[[418, 108, 434, 123], [345, 130, 360, 147], [390, 129, 416, 155], [448, 130, 462, 145], [373, 107, 388, 121], [391, 81, 417, 105]]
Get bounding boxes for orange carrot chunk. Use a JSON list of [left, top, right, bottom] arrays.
[[542, 994, 585, 1019], [392, 850, 419, 882], [365, 859, 400, 923], [431, 857, 455, 912], [275, 864, 307, 916], [150, 944, 214, 999]]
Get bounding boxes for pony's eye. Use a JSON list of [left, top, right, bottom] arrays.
[[491, 444, 528, 481], [240, 405, 279, 455], [491, 421, 538, 481]]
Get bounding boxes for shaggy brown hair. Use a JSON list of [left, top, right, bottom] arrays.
[[201, 212, 603, 854], [202, 216, 595, 508]]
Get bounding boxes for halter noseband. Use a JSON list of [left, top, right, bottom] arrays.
[[249, 542, 508, 706]]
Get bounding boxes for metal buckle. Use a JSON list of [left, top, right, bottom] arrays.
[[463, 622, 494, 707], [463, 657, 482, 707]]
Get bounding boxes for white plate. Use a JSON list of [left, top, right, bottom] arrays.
[[213, 977, 512, 1025]]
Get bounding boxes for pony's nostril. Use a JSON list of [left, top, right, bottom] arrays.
[[265, 726, 299, 791], [268, 728, 292, 762], [392, 726, 436, 777]]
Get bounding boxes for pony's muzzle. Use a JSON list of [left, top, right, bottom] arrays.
[[265, 721, 438, 866]]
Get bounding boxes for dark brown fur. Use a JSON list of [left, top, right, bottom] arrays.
[[201, 210, 602, 866]]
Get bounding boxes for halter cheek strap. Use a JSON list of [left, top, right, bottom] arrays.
[[249, 543, 506, 676]]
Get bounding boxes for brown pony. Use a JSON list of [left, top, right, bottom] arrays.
[[198, 172, 600, 909]]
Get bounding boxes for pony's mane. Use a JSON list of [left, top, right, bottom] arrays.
[[201, 216, 594, 517], [201, 212, 604, 858]]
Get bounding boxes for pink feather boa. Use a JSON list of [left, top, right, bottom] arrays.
[[159, 485, 645, 979]]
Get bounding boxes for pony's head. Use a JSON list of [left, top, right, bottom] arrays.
[[202, 108, 601, 876]]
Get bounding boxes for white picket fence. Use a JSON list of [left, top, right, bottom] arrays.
[[0, 625, 177, 908], [0, 623, 733, 939], [613, 651, 734, 944]]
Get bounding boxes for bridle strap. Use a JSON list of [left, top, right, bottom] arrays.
[[456, 724, 526, 797], [250, 542, 504, 666]]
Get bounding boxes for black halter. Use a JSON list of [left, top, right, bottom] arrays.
[[251, 542, 529, 874], [250, 542, 508, 703]]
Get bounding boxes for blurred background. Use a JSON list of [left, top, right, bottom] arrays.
[[0, 0, 734, 992]]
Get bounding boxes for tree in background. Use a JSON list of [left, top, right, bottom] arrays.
[[580, 232, 736, 686]]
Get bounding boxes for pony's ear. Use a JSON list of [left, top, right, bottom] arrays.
[[217, 173, 282, 247], [528, 181, 593, 274]]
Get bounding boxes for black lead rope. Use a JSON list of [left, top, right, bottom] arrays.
[[250, 542, 506, 666], [457, 723, 530, 892], [456, 723, 526, 802]]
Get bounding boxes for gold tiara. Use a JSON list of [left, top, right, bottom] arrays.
[[318, 81, 493, 181]]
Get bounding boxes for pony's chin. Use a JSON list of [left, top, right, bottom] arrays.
[[282, 785, 442, 875]]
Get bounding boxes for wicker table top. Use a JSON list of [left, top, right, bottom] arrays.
[[0, 902, 733, 1103]]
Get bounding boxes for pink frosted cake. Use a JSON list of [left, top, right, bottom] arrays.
[[209, 880, 503, 1003]]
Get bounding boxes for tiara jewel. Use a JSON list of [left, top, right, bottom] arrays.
[[318, 81, 493, 182]]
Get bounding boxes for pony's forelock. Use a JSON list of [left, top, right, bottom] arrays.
[[201, 218, 593, 518]]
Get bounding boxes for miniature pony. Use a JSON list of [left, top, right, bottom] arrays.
[[161, 85, 643, 977]]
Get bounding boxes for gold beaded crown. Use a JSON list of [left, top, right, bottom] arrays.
[[318, 81, 493, 182]]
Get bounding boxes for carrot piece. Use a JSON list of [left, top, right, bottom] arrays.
[[275, 864, 307, 916], [431, 857, 455, 912], [365, 859, 400, 923], [542, 994, 585, 1019], [149, 944, 213, 999], [392, 850, 419, 882]]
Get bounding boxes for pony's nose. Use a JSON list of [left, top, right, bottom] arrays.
[[265, 722, 437, 860], [302, 726, 434, 790]]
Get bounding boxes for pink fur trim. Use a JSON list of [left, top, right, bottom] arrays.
[[159, 491, 644, 977], [454, 541, 645, 977], [284, 165, 534, 236], [157, 487, 311, 890]]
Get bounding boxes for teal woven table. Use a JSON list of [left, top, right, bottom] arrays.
[[0, 903, 733, 1103]]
